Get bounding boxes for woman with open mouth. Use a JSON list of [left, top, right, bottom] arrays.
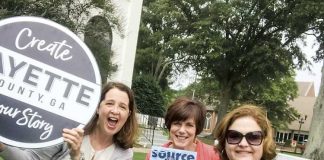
[[0, 82, 138, 160], [62, 81, 138, 160]]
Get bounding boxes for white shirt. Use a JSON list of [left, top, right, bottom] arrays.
[[81, 135, 116, 160]]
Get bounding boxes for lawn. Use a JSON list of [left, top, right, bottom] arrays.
[[0, 154, 146, 160], [0, 138, 214, 160], [134, 152, 146, 160]]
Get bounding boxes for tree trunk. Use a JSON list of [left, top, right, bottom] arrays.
[[303, 62, 324, 159], [212, 84, 232, 135]]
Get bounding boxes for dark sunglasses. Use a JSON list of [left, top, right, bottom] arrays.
[[226, 130, 263, 146]]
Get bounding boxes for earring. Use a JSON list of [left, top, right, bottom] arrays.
[[221, 149, 226, 156]]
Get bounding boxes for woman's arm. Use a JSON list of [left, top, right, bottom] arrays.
[[0, 142, 5, 152], [0, 143, 65, 160], [62, 128, 84, 160]]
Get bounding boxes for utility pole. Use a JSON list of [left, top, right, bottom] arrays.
[[294, 115, 307, 153]]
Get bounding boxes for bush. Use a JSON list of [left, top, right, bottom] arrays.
[[132, 75, 165, 117], [284, 139, 292, 147]]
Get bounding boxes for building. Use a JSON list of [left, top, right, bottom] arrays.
[[275, 81, 316, 145], [202, 105, 218, 134], [201, 81, 317, 142]]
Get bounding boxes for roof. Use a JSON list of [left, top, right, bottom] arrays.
[[296, 81, 315, 97], [287, 81, 316, 131], [288, 96, 316, 131]]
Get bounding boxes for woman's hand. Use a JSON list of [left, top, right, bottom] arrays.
[[0, 142, 6, 152], [62, 128, 84, 160]]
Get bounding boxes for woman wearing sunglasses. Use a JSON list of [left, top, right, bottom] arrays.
[[214, 104, 276, 160]]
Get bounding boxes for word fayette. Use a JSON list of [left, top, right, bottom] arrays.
[[0, 52, 94, 107], [15, 28, 73, 61]]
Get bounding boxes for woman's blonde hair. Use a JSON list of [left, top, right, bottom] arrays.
[[214, 104, 276, 160]]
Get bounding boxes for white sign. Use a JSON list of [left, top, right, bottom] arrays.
[[0, 16, 101, 148], [150, 146, 197, 160]]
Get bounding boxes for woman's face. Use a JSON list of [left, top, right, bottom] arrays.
[[169, 117, 197, 151], [97, 88, 130, 137], [225, 116, 263, 160]]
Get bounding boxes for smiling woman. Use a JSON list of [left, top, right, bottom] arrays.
[[214, 104, 277, 160], [62, 82, 138, 160], [145, 97, 221, 160]]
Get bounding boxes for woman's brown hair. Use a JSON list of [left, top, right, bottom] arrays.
[[84, 81, 138, 149], [214, 104, 276, 160], [165, 97, 206, 135]]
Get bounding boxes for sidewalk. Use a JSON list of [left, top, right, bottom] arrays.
[[276, 153, 310, 160]]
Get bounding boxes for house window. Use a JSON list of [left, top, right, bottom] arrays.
[[276, 132, 284, 143], [275, 132, 280, 142], [204, 112, 212, 130], [276, 132, 291, 143]]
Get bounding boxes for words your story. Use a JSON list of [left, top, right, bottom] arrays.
[[0, 104, 53, 140]]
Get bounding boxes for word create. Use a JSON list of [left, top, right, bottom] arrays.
[[15, 28, 73, 61]]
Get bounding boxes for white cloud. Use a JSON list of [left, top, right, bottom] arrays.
[[295, 35, 322, 96]]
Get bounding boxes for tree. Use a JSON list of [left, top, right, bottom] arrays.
[[134, 0, 198, 90], [84, 16, 117, 84], [0, 0, 121, 82], [137, 0, 323, 137], [237, 74, 299, 129], [178, 77, 221, 109], [132, 75, 165, 117], [182, 0, 322, 135], [303, 64, 324, 159], [303, 2, 324, 158], [179, 73, 299, 129]]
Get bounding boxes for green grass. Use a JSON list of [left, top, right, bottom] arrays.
[[0, 154, 145, 160], [134, 152, 146, 160]]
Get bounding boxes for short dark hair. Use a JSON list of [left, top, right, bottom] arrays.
[[165, 97, 206, 135]]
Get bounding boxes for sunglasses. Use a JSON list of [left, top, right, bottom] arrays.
[[226, 130, 263, 146]]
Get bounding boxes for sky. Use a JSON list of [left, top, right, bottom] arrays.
[[295, 36, 322, 96], [171, 36, 323, 96]]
